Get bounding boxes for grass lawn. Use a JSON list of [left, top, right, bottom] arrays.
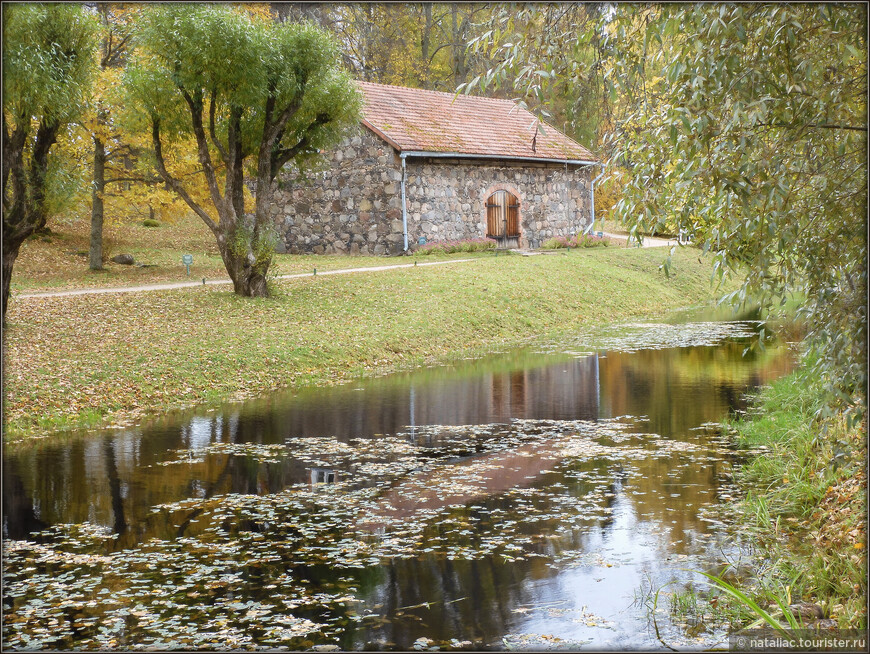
[[4, 214, 734, 441], [10, 213, 447, 293]]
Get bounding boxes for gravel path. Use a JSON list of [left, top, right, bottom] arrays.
[[601, 231, 683, 247], [15, 233, 680, 300]]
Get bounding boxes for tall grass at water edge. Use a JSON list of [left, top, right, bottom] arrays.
[[662, 363, 866, 634]]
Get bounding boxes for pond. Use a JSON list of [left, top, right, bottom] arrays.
[[2, 317, 796, 650]]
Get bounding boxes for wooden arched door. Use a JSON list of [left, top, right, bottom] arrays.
[[486, 190, 520, 246]]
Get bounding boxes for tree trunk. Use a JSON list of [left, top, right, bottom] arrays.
[[1, 458, 48, 539], [421, 3, 432, 82], [2, 120, 59, 323], [217, 237, 270, 297], [2, 234, 25, 323], [451, 5, 469, 87], [362, 3, 374, 81], [89, 135, 106, 271], [104, 439, 127, 535]]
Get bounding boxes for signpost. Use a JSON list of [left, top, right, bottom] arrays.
[[182, 254, 193, 276]]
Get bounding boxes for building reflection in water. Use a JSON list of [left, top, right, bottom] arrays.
[[3, 339, 794, 648], [3, 341, 789, 548], [309, 467, 339, 486]]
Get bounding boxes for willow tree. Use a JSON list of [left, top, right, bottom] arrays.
[[2, 4, 98, 320], [125, 5, 360, 296], [606, 4, 867, 420]]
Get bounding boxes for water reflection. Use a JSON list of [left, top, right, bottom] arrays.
[[2, 324, 793, 650], [4, 337, 788, 544]]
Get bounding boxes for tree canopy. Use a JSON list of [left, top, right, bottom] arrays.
[[607, 4, 867, 421], [124, 4, 360, 296], [274, 3, 491, 92]]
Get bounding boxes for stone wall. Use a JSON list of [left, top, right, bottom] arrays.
[[405, 158, 591, 250], [271, 127, 403, 255], [271, 125, 593, 255]]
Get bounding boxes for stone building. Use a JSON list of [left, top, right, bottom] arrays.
[[271, 81, 599, 255]]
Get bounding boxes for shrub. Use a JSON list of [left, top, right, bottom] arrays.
[[142, 219, 160, 227], [540, 234, 610, 249], [414, 237, 498, 255]]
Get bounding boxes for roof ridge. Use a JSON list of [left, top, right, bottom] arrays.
[[356, 80, 514, 105]]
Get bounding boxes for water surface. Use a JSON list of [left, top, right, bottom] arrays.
[[2, 320, 794, 650]]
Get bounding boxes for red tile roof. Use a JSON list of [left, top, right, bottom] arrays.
[[357, 81, 597, 163]]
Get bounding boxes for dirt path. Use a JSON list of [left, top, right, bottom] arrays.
[[15, 258, 475, 299]]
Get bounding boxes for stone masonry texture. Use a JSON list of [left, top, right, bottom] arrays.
[[271, 126, 593, 255]]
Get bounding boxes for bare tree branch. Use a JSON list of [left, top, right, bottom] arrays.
[[179, 86, 226, 216], [150, 116, 218, 233]]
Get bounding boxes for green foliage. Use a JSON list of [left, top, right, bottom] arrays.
[[125, 6, 361, 172], [732, 363, 858, 522], [720, 366, 867, 628], [462, 4, 608, 149], [2, 3, 99, 318], [3, 4, 99, 128], [541, 235, 609, 250], [414, 238, 497, 255], [142, 219, 160, 228], [606, 4, 867, 421], [3, 4, 99, 221], [697, 571, 800, 635], [40, 131, 92, 219]]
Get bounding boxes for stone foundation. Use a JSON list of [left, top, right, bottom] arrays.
[[272, 126, 593, 255]]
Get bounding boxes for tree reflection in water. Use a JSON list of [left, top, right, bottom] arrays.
[[3, 323, 793, 649]]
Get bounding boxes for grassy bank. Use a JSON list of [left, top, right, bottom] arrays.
[[10, 215, 451, 293], [693, 367, 866, 630], [3, 246, 729, 442]]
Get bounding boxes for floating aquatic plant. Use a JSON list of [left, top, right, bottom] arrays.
[[4, 414, 765, 650]]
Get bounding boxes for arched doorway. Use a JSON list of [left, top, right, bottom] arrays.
[[485, 189, 520, 248]]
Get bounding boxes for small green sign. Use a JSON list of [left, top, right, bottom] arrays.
[[182, 254, 193, 275]]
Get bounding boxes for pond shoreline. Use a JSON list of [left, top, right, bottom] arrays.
[[673, 368, 867, 632], [4, 248, 737, 443]]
